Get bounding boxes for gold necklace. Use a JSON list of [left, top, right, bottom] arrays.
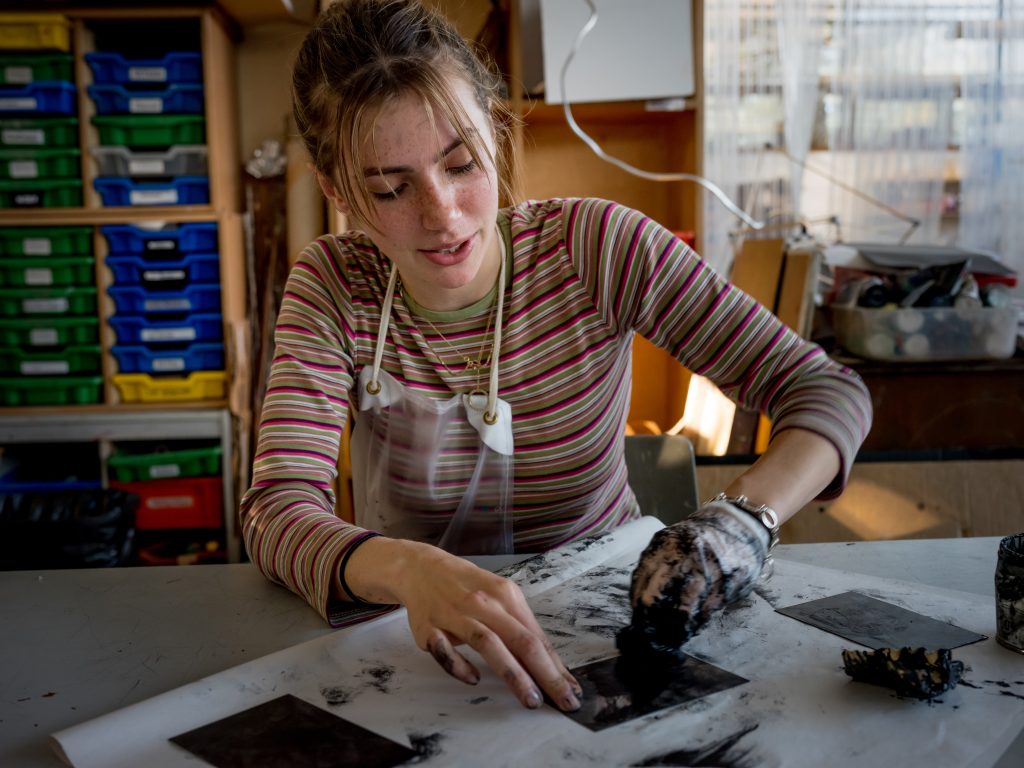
[[422, 296, 496, 384]]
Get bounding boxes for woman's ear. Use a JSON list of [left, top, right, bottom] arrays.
[[315, 170, 352, 216]]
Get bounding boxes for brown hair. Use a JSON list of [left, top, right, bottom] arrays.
[[292, 0, 519, 224]]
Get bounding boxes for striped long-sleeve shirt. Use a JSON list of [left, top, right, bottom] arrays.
[[240, 198, 872, 625]]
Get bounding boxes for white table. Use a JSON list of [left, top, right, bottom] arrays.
[[1, 537, 1018, 767]]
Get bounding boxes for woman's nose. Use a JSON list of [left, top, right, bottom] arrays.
[[419, 178, 461, 230]]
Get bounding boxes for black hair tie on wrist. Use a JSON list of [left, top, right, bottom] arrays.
[[338, 531, 382, 604]]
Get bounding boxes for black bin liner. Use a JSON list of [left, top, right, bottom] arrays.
[[0, 489, 138, 570]]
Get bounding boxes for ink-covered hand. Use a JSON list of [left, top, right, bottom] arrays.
[[621, 500, 770, 656]]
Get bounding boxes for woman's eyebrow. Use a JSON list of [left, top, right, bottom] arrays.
[[363, 137, 465, 178]]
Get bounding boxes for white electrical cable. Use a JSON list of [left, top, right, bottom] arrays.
[[560, 0, 764, 230]]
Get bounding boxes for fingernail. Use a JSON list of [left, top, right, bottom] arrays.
[[566, 675, 582, 698], [525, 689, 543, 709], [561, 691, 580, 712]]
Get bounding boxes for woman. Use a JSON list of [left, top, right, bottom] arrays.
[[241, 0, 872, 714]]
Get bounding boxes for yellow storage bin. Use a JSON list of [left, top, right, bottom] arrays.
[[113, 370, 227, 403], [0, 15, 71, 52]]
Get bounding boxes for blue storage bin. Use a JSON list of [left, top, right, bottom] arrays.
[[0, 81, 76, 115], [85, 52, 202, 84], [112, 341, 225, 374], [100, 222, 218, 255], [93, 176, 209, 207], [108, 284, 221, 314], [87, 83, 204, 115], [107, 252, 220, 285], [108, 312, 223, 345]]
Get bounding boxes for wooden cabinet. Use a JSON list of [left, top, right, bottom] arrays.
[[0, 6, 247, 563]]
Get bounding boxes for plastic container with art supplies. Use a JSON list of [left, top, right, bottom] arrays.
[[91, 145, 207, 178], [0, 146, 80, 179], [111, 341, 224, 374], [831, 305, 1019, 362], [0, 375, 102, 406], [107, 312, 222, 345], [0, 256, 94, 287], [0, 225, 92, 256], [85, 51, 202, 84], [93, 175, 209, 207], [0, 316, 98, 347], [0, 285, 96, 317], [0, 53, 73, 84], [112, 370, 227, 403], [107, 442, 222, 482], [0, 344, 101, 375], [0, 116, 78, 147], [0, 177, 82, 207], [106, 252, 219, 286], [0, 81, 76, 115], [87, 83, 204, 115], [0, 14, 71, 53], [109, 476, 222, 529], [92, 114, 204, 147], [107, 283, 220, 314], [100, 221, 217, 255]]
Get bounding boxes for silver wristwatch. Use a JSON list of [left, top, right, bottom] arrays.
[[708, 492, 781, 554]]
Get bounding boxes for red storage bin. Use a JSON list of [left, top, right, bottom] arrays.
[[110, 476, 221, 530]]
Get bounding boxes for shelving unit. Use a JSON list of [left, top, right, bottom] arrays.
[[0, 6, 246, 564]]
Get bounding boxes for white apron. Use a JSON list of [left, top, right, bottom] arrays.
[[351, 237, 515, 554]]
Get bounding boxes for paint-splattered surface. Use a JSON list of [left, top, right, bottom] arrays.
[[52, 518, 1024, 768]]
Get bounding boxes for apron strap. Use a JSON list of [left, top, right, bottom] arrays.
[[367, 266, 399, 395], [484, 226, 507, 425]]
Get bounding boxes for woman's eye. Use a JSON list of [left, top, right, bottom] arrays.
[[371, 183, 405, 201], [447, 159, 477, 176]]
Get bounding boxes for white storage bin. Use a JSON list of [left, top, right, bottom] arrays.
[[90, 144, 207, 177]]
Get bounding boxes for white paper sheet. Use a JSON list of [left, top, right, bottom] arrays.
[[52, 517, 1024, 768]]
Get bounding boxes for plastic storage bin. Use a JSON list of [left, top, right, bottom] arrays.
[[107, 252, 218, 285], [109, 476, 221, 530], [108, 443, 222, 482], [108, 312, 222, 344], [0, 178, 82, 207], [0, 344, 101, 375], [0, 116, 77, 147], [0, 286, 96, 316], [88, 83, 204, 115], [0, 256, 94, 287], [93, 176, 209, 206], [101, 221, 217, 254], [92, 114, 205, 147], [0, 376, 102, 406], [111, 342, 224, 374], [831, 305, 1019, 362], [0, 53, 73, 85], [0, 225, 92, 256], [0, 146, 80, 179], [108, 284, 220, 314], [0, 81, 76, 115], [91, 145, 207, 177], [0, 316, 98, 347], [0, 14, 71, 53], [85, 52, 202, 84], [112, 371, 227, 403]]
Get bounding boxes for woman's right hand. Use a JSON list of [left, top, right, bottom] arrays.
[[344, 537, 581, 712]]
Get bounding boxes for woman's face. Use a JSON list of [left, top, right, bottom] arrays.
[[342, 77, 501, 311]]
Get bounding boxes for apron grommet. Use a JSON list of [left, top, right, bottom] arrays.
[[366, 380, 382, 395], [483, 410, 498, 425]]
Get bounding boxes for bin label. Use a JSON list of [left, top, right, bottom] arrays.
[[0, 98, 38, 111], [9, 159, 38, 178], [129, 158, 165, 175], [24, 267, 53, 286], [149, 463, 182, 478], [4, 66, 32, 84], [153, 357, 186, 373], [146, 239, 175, 251], [22, 237, 51, 256], [130, 189, 178, 205], [141, 327, 196, 342], [1, 128, 44, 145], [21, 360, 69, 375], [146, 496, 195, 510], [24, 298, 68, 314], [13, 192, 41, 207], [128, 66, 168, 82], [29, 327, 59, 345], [129, 97, 163, 114], [144, 298, 191, 312], [143, 269, 186, 282]]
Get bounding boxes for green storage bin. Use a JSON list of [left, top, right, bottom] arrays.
[[0, 286, 96, 317], [0, 53, 73, 85], [0, 117, 78, 147], [0, 316, 98, 346], [0, 256, 93, 287], [0, 344, 101, 375], [0, 178, 82, 208], [0, 147, 80, 179], [92, 115, 205, 147], [0, 375, 102, 406], [108, 444, 222, 482], [0, 225, 92, 256]]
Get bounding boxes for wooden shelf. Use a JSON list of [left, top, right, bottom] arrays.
[[519, 97, 700, 126], [0, 206, 219, 225]]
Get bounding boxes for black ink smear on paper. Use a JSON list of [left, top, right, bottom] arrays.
[[632, 724, 759, 767]]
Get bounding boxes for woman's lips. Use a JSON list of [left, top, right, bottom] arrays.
[[420, 234, 474, 266]]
